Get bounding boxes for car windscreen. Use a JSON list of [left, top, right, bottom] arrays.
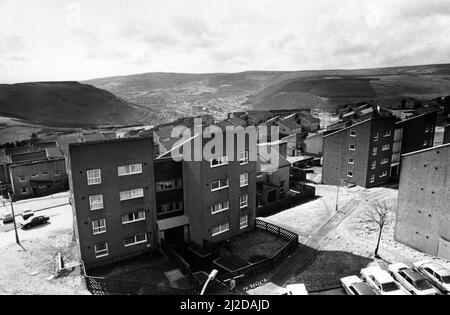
[[382, 282, 400, 292], [442, 275, 450, 284], [415, 279, 433, 290]]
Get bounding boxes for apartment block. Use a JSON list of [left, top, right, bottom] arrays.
[[69, 137, 157, 268], [181, 129, 257, 246], [322, 116, 395, 188], [395, 143, 450, 260]]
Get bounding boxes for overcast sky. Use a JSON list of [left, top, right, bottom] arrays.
[[1, 0, 449, 83]]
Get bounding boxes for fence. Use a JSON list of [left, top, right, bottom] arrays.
[[85, 275, 195, 295], [257, 187, 316, 217], [161, 241, 200, 286], [200, 219, 299, 289]]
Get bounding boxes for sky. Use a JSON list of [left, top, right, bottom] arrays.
[[1, 0, 450, 83]]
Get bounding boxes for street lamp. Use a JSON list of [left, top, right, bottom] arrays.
[[335, 179, 344, 212], [200, 269, 218, 295], [7, 192, 20, 245]]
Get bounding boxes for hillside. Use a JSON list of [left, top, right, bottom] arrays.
[[86, 64, 450, 119], [0, 82, 154, 127]]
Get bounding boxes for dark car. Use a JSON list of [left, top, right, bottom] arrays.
[[21, 216, 49, 230]]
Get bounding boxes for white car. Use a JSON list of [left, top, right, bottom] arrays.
[[284, 284, 308, 295], [388, 263, 439, 295], [413, 260, 450, 294], [361, 266, 409, 295], [340, 275, 376, 295]]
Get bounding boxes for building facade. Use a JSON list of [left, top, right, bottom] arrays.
[[395, 144, 450, 260], [69, 137, 157, 269], [322, 116, 395, 188]]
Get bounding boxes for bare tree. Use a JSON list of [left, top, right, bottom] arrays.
[[363, 200, 394, 258]]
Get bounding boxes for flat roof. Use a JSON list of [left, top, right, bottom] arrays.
[[402, 143, 450, 158], [69, 135, 153, 149]]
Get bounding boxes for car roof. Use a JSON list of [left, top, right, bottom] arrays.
[[422, 262, 450, 275], [402, 269, 425, 281], [363, 267, 394, 283], [352, 282, 376, 295]]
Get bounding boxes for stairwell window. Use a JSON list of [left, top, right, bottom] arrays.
[[211, 179, 229, 192], [89, 194, 103, 211], [124, 234, 147, 247], [211, 201, 229, 214], [87, 169, 101, 185], [94, 242, 108, 258], [240, 215, 249, 230], [240, 173, 249, 187], [118, 163, 142, 176], [210, 156, 228, 168], [156, 179, 182, 192], [92, 219, 106, 235], [240, 194, 249, 209], [212, 223, 230, 237], [119, 188, 144, 201]]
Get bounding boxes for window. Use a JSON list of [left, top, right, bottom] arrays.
[[19, 176, 27, 182], [42, 172, 49, 176], [122, 211, 146, 224], [89, 194, 103, 211], [124, 234, 147, 247], [380, 171, 388, 178], [87, 169, 101, 185], [55, 170, 61, 176], [348, 158, 355, 165], [350, 130, 356, 137], [240, 151, 249, 165], [119, 188, 144, 201], [349, 144, 356, 151], [347, 171, 354, 178], [240, 194, 248, 208], [92, 219, 106, 235], [211, 201, 229, 214], [240, 215, 249, 229], [240, 173, 249, 187], [21, 187, 28, 193], [212, 223, 230, 237], [157, 202, 183, 214], [425, 127, 430, 133], [370, 174, 375, 183], [210, 156, 228, 168], [423, 140, 428, 147], [118, 163, 143, 176], [211, 179, 229, 192], [373, 133, 379, 142], [155, 179, 182, 192], [373, 147, 378, 156], [94, 242, 108, 258], [384, 130, 392, 137], [32, 174, 38, 178], [382, 144, 390, 151], [371, 161, 377, 170], [381, 158, 389, 165]]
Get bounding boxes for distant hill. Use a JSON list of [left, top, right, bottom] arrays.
[[0, 81, 154, 127], [86, 64, 450, 119]]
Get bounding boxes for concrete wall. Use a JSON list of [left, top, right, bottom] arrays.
[[395, 144, 450, 260], [69, 137, 157, 269], [305, 133, 324, 156]]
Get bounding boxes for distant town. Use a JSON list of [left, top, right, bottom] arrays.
[[1, 96, 449, 295]]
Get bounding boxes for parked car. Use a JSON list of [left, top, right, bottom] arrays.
[[21, 216, 49, 230], [2, 212, 14, 224], [340, 275, 377, 295], [414, 260, 450, 294], [283, 284, 308, 295], [361, 266, 409, 295], [388, 263, 439, 295], [21, 209, 34, 220]]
